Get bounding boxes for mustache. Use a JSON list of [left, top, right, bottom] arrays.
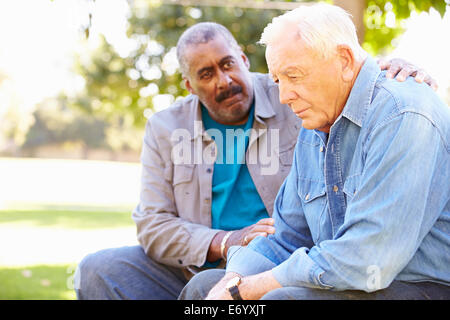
[[215, 85, 243, 103]]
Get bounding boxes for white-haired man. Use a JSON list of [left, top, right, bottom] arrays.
[[180, 4, 450, 300]]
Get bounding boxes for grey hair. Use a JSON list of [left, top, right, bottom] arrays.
[[176, 22, 242, 77], [259, 3, 367, 61]]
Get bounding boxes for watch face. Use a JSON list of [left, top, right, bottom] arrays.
[[226, 277, 241, 289]]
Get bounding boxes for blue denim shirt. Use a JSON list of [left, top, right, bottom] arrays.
[[226, 57, 450, 292]]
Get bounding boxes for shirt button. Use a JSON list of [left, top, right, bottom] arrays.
[[333, 185, 339, 193], [320, 146, 324, 152], [206, 168, 212, 173], [305, 194, 310, 201], [204, 198, 211, 204]]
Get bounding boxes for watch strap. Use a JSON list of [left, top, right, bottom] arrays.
[[229, 285, 243, 300]]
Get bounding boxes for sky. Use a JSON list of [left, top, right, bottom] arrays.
[[0, 0, 449, 121], [0, 0, 131, 117]]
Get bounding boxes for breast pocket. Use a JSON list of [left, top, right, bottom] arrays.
[[298, 178, 327, 243], [278, 144, 295, 166], [172, 164, 195, 186], [276, 144, 296, 177], [343, 173, 361, 203]]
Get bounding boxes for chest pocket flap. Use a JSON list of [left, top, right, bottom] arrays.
[[343, 174, 361, 200], [298, 178, 326, 203], [172, 164, 195, 186], [279, 144, 296, 166]]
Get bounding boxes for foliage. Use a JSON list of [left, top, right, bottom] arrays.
[[363, 0, 447, 55], [70, 2, 292, 129], [69, 0, 448, 131], [23, 97, 108, 150], [21, 95, 143, 154]]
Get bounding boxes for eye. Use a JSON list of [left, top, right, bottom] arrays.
[[200, 71, 212, 80], [223, 60, 235, 69]]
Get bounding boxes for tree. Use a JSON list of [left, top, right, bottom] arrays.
[[336, 0, 448, 55], [69, 2, 293, 129], [69, 0, 448, 131], [22, 96, 108, 157]]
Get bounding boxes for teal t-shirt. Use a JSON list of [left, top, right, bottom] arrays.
[[201, 104, 269, 266]]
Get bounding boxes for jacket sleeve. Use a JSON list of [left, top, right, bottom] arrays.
[[132, 118, 220, 268]]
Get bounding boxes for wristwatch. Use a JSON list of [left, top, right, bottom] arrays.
[[226, 276, 243, 300]]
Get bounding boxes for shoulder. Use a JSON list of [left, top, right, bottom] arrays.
[[146, 94, 197, 133], [252, 72, 300, 123], [251, 72, 279, 90], [252, 72, 282, 103], [364, 73, 450, 151]]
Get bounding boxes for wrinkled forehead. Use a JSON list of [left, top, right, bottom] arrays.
[[265, 31, 321, 77], [265, 35, 300, 70], [185, 38, 242, 71]]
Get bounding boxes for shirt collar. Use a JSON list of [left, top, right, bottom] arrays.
[[340, 56, 381, 127]]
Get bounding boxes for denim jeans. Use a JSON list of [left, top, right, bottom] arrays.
[[178, 269, 450, 300], [75, 245, 188, 300]]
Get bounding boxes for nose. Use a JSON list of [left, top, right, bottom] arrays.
[[217, 70, 232, 90], [278, 81, 297, 105]]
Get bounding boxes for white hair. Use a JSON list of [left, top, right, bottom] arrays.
[[259, 3, 367, 61]]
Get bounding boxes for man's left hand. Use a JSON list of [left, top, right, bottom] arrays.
[[205, 270, 282, 300], [378, 58, 438, 91]]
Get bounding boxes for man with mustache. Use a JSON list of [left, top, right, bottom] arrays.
[[75, 21, 436, 300]]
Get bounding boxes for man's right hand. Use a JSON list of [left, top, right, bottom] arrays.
[[206, 218, 276, 263], [229, 218, 276, 247]]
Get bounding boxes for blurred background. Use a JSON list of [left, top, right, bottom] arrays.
[[0, 0, 449, 299]]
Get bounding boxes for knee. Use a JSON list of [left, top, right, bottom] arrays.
[[76, 246, 144, 299], [260, 287, 310, 300], [179, 269, 225, 300], [261, 286, 341, 300], [76, 248, 111, 294]]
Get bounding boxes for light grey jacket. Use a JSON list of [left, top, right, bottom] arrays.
[[132, 73, 301, 277]]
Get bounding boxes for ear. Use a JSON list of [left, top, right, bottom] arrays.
[[241, 52, 251, 70], [337, 44, 355, 83], [184, 77, 196, 95]]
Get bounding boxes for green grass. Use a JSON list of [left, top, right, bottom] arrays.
[[0, 207, 135, 300], [0, 264, 77, 300], [0, 208, 135, 229]]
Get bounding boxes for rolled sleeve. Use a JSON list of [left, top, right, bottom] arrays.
[[272, 247, 332, 289]]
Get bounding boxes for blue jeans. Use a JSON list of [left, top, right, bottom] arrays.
[[75, 246, 188, 300], [179, 269, 450, 300]]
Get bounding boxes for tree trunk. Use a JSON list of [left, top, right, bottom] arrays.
[[333, 0, 366, 44], [82, 143, 89, 160]]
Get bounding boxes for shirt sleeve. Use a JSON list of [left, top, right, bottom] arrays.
[[273, 113, 449, 291]]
